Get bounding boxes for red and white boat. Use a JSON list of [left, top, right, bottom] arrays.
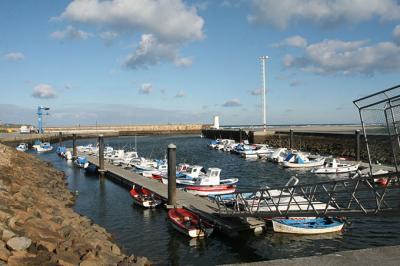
[[185, 184, 236, 196], [179, 168, 238, 196], [129, 186, 162, 208], [168, 208, 213, 238]]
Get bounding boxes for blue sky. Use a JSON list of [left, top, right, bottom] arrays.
[[1, 0, 400, 126]]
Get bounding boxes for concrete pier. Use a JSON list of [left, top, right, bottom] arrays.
[[222, 245, 400, 266]]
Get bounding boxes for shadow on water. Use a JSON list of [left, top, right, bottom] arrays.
[[32, 135, 400, 265]]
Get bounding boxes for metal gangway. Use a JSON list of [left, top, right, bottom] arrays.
[[215, 84, 400, 218]]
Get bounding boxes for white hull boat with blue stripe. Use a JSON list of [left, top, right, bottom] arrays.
[[272, 217, 344, 234]]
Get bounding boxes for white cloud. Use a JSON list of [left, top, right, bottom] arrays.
[[139, 83, 153, 94], [273, 35, 307, 48], [99, 31, 119, 46], [222, 99, 241, 107], [394, 25, 400, 44], [32, 84, 57, 99], [50, 25, 91, 40], [58, 0, 204, 43], [175, 90, 186, 98], [283, 36, 400, 75], [123, 34, 192, 69], [4, 52, 25, 61], [249, 0, 400, 28], [250, 88, 262, 95], [57, 0, 204, 68]]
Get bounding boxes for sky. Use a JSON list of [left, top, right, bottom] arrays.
[[1, 0, 400, 126]]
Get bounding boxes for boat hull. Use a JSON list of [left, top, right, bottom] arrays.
[[311, 164, 359, 174], [185, 185, 236, 196], [272, 218, 344, 234], [282, 159, 325, 168], [168, 208, 213, 238]]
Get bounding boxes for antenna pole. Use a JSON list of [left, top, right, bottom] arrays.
[[260, 56, 269, 132]]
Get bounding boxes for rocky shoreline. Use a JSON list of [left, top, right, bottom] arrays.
[[0, 143, 150, 266]]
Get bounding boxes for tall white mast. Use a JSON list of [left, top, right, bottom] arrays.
[[260, 56, 269, 132]]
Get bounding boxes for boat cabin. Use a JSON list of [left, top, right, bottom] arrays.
[[192, 167, 221, 186], [185, 165, 203, 178]]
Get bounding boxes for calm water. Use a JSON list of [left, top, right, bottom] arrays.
[[34, 135, 400, 265]]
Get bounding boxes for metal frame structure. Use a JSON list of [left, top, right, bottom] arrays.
[[353, 84, 400, 173], [214, 172, 400, 218]]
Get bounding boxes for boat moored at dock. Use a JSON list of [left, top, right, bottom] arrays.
[[168, 208, 213, 238], [272, 217, 344, 234]]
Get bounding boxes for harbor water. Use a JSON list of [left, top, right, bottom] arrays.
[[34, 135, 400, 265]]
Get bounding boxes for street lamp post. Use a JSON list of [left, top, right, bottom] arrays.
[[260, 56, 269, 132]]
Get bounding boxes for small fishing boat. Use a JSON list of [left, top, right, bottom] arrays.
[[168, 208, 213, 238], [311, 158, 359, 174], [241, 145, 274, 159], [282, 152, 325, 168], [36, 142, 53, 152], [272, 217, 344, 234], [56, 146, 67, 156], [74, 156, 89, 168], [129, 186, 162, 208], [16, 143, 28, 152], [181, 168, 238, 196], [32, 140, 42, 150], [260, 147, 288, 163]]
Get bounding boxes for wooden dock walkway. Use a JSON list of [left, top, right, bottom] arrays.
[[82, 153, 265, 235]]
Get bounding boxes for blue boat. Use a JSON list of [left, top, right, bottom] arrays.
[[272, 217, 344, 234]]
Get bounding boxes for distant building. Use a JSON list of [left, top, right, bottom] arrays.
[[212, 116, 220, 129]]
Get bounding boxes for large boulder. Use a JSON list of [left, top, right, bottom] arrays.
[[0, 240, 11, 262], [6, 237, 32, 251]]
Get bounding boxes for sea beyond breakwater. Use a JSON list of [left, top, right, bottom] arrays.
[[0, 143, 150, 265]]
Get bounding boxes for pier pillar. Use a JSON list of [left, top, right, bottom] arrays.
[[72, 134, 77, 158], [98, 135, 104, 171], [58, 132, 63, 147], [355, 130, 361, 161], [289, 129, 294, 149], [167, 143, 177, 206]]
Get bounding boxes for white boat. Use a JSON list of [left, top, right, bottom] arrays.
[[241, 145, 274, 158], [282, 153, 325, 168], [65, 150, 73, 160], [260, 148, 288, 162], [74, 156, 89, 168], [16, 143, 28, 152], [161, 165, 204, 184], [311, 159, 359, 174], [32, 140, 42, 150], [36, 142, 53, 152], [182, 168, 239, 196], [141, 163, 168, 178], [272, 217, 344, 234], [133, 158, 160, 172], [112, 151, 140, 166], [77, 144, 98, 154]]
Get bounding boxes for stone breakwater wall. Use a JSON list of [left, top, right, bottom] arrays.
[[0, 143, 150, 266], [47, 124, 204, 135]]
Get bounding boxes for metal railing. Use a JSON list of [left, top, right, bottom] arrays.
[[214, 173, 400, 218]]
